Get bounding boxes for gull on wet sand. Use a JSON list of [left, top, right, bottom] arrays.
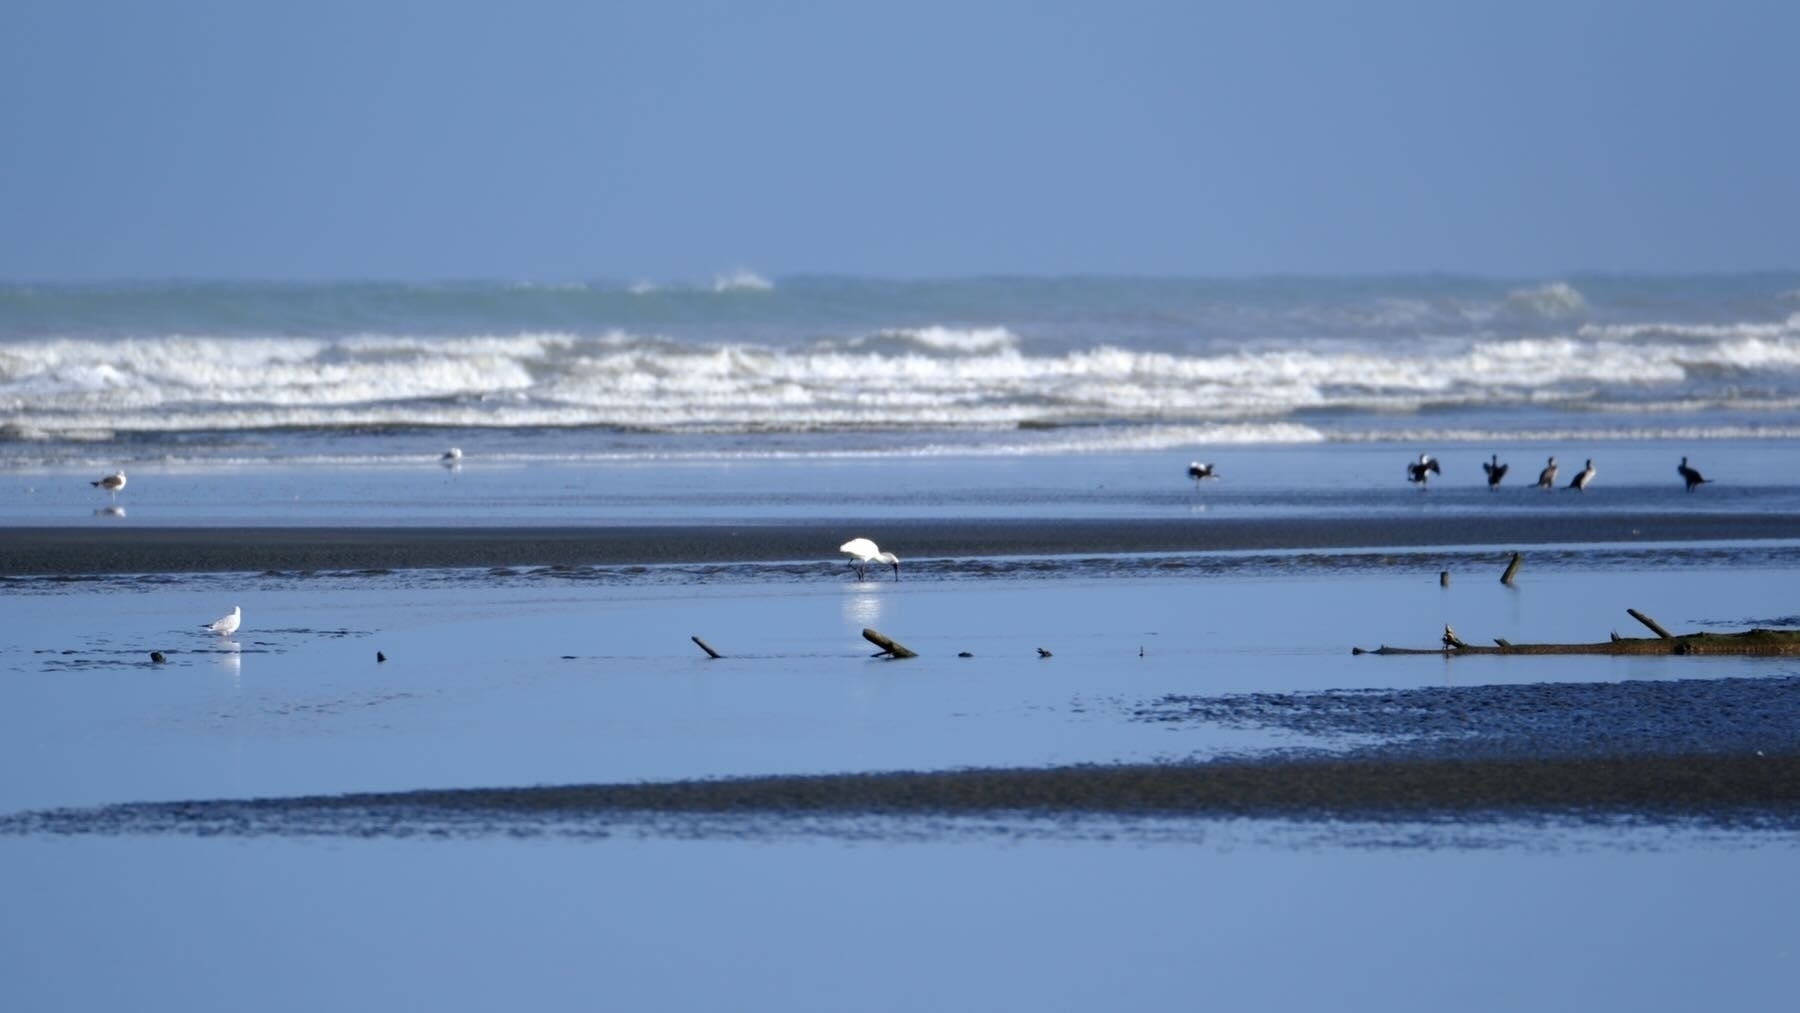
[[204, 605, 242, 636], [91, 470, 127, 499], [441, 447, 463, 467], [840, 537, 900, 581], [1187, 461, 1216, 481]]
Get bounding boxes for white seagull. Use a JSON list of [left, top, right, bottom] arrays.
[[204, 605, 242, 636], [91, 470, 127, 500], [1569, 459, 1597, 492], [1187, 461, 1217, 482], [441, 447, 463, 467], [840, 537, 900, 581]]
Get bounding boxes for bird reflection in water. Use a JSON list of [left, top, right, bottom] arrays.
[[216, 640, 242, 687], [843, 591, 884, 628]]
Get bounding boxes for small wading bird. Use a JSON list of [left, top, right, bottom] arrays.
[[204, 605, 242, 637], [441, 447, 463, 466], [1569, 458, 1597, 492], [1406, 453, 1440, 487], [1187, 461, 1217, 482], [839, 537, 900, 581], [1482, 454, 1509, 489], [1535, 456, 1558, 490], [1678, 456, 1709, 492], [91, 470, 127, 500]]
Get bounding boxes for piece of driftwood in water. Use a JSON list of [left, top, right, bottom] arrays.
[[862, 627, 918, 659], [1500, 552, 1523, 585], [1354, 610, 1800, 657], [1627, 609, 1673, 639], [691, 635, 724, 659]]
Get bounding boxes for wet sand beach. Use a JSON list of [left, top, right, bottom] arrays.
[[5, 510, 1798, 575]]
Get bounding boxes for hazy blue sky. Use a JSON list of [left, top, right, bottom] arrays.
[[4, 0, 1796, 281]]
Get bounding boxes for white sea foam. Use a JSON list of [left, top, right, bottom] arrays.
[[1503, 282, 1588, 317], [506, 281, 590, 292], [841, 326, 1020, 355], [3, 320, 1798, 441], [712, 269, 773, 293]]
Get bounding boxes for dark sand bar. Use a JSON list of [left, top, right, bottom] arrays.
[[5, 512, 1798, 575], [10, 677, 1799, 839], [9, 751, 1798, 839]]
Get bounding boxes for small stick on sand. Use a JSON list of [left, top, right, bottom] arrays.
[[1627, 609, 1674, 640], [1500, 552, 1523, 586], [862, 627, 918, 659], [691, 636, 724, 659]]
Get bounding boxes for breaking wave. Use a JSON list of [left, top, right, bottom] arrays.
[[1503, 282, 1588, 318], [5, 275, 1800, 462], [3, 318, 1798, 440]]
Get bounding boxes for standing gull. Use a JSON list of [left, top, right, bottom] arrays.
[[1187, 461, 1217, 482], [1535, 456, 1558, 490], [91, 470, 127, 500], [204, 605, 242, 636], [1678, 456, 1709, 492], [1569, 459, 1597, 492], [840, 538, 900, 581], [441, 447, 463, 467], [1406, 453, 1440, 487], [1481, 454, 1509, 490]]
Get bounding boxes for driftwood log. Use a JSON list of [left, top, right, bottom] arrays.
[[1356, 611, 1800, 657], [1500, 552, 1523, 585], [862, 627, 918, 659]]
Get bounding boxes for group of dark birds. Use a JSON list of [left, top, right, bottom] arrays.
[[1407, 453, 1710, 492], [1188, 455, 1712, 492]]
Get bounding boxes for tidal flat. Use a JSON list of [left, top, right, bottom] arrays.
[[4, 472, 1799, 1011]]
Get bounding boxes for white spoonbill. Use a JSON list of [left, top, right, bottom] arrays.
[[839, 538, 900, 581]]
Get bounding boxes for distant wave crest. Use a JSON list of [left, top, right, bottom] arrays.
[[1503, 282, 1588, 318], [839, 326, 1020, 355], [712, 269, 773, 293]]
